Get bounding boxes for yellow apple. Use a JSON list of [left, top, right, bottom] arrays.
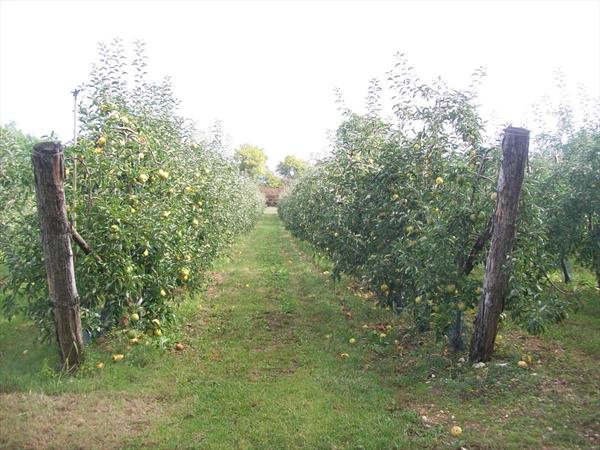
[[450, 425, 462, 437]]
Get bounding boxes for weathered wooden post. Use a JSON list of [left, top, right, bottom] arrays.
[[469, 127, 530, 362], [32, 141, 84, 370]]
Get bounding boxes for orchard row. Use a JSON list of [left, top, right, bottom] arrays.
[[279, 58, 599, 357], [0, 40, 264, 342]]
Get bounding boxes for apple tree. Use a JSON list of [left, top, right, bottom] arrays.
[[279, 56, 569, 354], [0, 40, 264, 341]]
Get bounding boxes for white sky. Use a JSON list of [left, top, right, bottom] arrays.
[[1, 0, 599, 168]]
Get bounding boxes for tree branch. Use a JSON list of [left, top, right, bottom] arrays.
[[69, 223, 92, 255], [463, 217, 493, 275]]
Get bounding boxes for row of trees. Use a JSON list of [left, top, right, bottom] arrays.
[[279, 56, 599, 360], [0, 40, 265, 353]]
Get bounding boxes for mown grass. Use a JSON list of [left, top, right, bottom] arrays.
[[1, 213, 598, 449]]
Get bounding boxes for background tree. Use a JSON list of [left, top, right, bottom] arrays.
[[263, 170, 283, 188], [234, 144, 268, 179], [277, 154, 308, 179]]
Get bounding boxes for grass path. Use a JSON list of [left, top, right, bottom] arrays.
[[144, 212, 427, 448], [1, 213, 599, 449]]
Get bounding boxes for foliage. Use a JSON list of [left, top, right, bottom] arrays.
[[529, 81, 600, 288], [265, 171, 284, 188], [279, 56, 569, 348], [234, 144, 285, 187], [0, 123, 38, 226], [0, 39, 264, 340], [276, 154, 308, 179], [234, 143, 268, 179]]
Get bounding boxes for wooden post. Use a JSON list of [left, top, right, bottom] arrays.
[[32, 142, 84, 371], [469, 127, 530, 362]]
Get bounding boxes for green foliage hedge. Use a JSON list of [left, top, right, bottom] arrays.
[[279, 58, 596, 345], [0, 40, 264, 340]]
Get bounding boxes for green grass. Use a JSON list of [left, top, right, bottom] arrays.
[[1, 214, 599, 449]]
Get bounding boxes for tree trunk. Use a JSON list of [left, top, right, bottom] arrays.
[[449, 219, 494, 353], [560, 259, 572, 284], [469, 127, 530, 362], [448, 310, 465, 352], [591, 216, 600, 290], [592, 251, 600, 289], [32, 142, 84, 371]]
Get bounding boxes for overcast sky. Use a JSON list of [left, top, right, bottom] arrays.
[[1, 0, 599, 168]]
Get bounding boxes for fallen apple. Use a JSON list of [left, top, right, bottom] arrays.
[[450, 425, 462, 437]]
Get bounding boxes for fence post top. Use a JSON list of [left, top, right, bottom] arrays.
[[33, 141, 63, 155], [503, 127, 530, 137]]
